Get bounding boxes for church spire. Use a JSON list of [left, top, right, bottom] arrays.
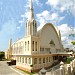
[[25, 0, 37, 36], [30, 0, 33, 9], [30, 0, 34, 20], [9, 38, 12, 48]]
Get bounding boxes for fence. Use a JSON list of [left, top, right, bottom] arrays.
[[39, 59, 75, 75], [46, 59, 75, 75]]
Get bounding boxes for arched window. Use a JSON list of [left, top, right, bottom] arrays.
[[39, 58, 41, 64], [46, 57, 48, 63], [20, 57, 21, 62], [32, 41, 34, 51], [25, 42, 26, 51], [22, 57, 24, 63], [34, 58, 37, 64], [49, 57, 50, 62], [25, 58, 27, 63], [28, 41, 29, 51], [35, 42, 37, 51], [43, 58, 45, 63], [29, 58, 31, 64]]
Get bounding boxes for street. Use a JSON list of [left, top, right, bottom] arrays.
[[0, 61, 20, 75]]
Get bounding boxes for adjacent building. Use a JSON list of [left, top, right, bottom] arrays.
[[5, 0, 65, 72]]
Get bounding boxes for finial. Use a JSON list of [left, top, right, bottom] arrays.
[[30, 0, 33, 9]]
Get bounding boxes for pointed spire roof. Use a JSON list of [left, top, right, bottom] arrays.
[[30, 0, 33, 9], [29, 0, 34, 20]]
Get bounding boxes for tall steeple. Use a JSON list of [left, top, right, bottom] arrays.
[[9, 38, 12, 49], [25, 0, 37, 36], [29, 0, 34, 20]]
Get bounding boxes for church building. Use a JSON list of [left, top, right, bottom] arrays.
[[5, 0, 64, 72]]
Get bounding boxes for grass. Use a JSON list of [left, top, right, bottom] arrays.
[[17, 68, 35, 75]]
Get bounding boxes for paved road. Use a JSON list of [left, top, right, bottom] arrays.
[[0, 61, 20, 75]]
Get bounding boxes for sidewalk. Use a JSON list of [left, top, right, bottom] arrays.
[[10, 65, 29, 75], [10, 65, 39, 75]]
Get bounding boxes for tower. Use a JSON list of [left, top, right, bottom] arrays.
[[9, 38, 12, 48], [25, 0, 37, 36], [58, 30, 61, 41]]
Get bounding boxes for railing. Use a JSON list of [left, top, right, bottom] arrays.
[[47, 64, 60, 75]]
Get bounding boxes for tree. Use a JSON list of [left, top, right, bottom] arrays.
[[71, 41, 75, 45], [0, 51, 5, 60], [49, 40, 55, 46]]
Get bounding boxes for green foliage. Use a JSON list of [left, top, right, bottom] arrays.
[[0, 51, 5, 60], [49, 40, 55, 46], [67, 57, 74, 64], [69, 34, 75, 37], [17, 68, 35, 75], [71, 41, 75, 45]]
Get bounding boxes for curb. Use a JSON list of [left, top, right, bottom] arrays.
[[9, 66, 26, 75]]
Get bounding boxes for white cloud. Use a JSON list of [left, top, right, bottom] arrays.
[[21, 15, 25, 18], [58, 24, 70, 36], [17, 26, 20, 29], [24, 11, 30, 19], [37, 10, 50, 20], [58, 24, 75, 49], [23, 0, 43, 19], [60, 6, 66, 12], [58, 24, 75, 36], [36, 10, 65, 30], [37, 10, 50, 30], [46, 0, 75, 16], [51, 13, 58, 20], [46, 0, 59, 7], [34, 0, 43, 6], [19, 20, 23, 23]]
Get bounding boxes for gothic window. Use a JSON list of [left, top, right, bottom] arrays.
[[46, 57, 48, 62], [26, 21, 27, 27], [28, 41, 29, 51], [43, 58, 45, 63], [35, 22, 36, 30], [19, 57, 20, 62], [33, 20, 35, 26], [39, 58, 41, 64], [25, 42, 26, 51], [35, 42, 37, 51], [35, 22, 36, 27], [34, 58, 37, 64], [32, 41, 34, 51], [29, 58, 31, 64], [40, 48, 44, 53], [45, 48, 50, 53], [20, 57, 21, 62], [22, 57, 24, 63], [49, 57, 50, 62], [25, 58, 27, 63]]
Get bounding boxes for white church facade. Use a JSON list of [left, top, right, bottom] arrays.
[[5, 0, 65, 72]]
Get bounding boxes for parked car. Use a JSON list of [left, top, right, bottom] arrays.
[[7, 60, 16, 66], [7, 61, 12, 66]]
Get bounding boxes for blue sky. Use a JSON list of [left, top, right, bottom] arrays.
[[0, 0, 75, 51]]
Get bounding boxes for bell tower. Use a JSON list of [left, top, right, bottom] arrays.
[[25, 0, 37, 36]]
